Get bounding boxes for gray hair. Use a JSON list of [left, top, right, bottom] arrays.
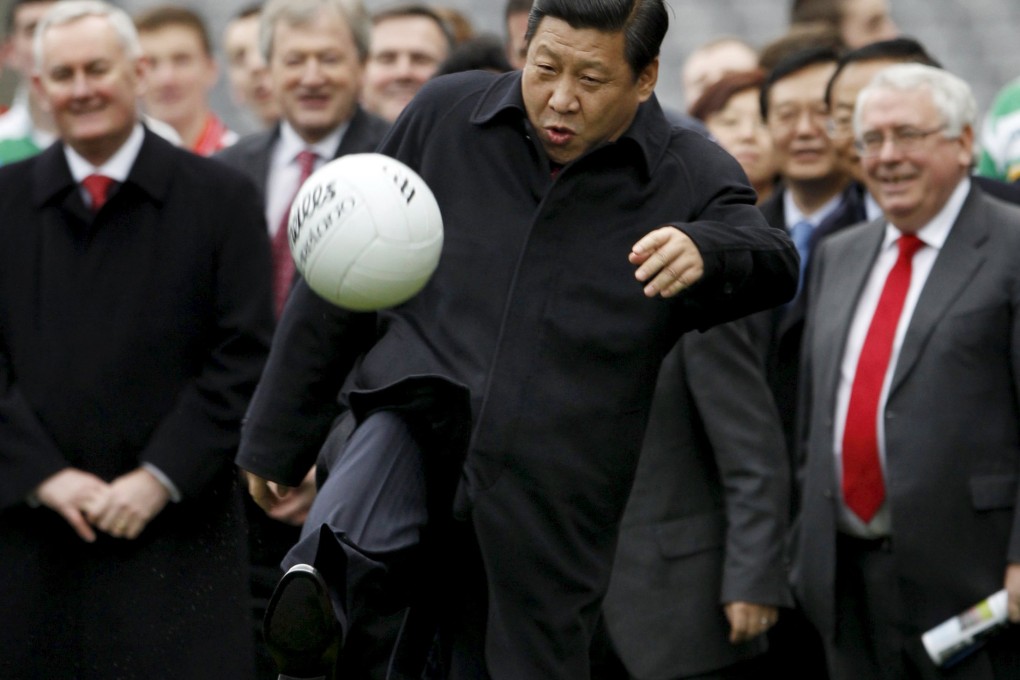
[[259, 0, 370, 63], [854, 63, 977, 139], [33, 0, 142, 71]]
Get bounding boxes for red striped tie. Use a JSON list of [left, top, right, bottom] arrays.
[[842, 233, 925, 522], [272, 150, 317, 317]]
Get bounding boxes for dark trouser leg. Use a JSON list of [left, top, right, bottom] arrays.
[[827, 535, 905, 680], [283, 410, 429, 674], [590, 612, 766, 680], [467, 469, 617, 680]]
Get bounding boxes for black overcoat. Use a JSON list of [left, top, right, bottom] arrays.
[[238, 71, 798, 678], [0, 129, 275, 679]]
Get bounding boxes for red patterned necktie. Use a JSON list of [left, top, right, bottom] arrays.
[[842, 233, 925, 523], [272, 150, 317, 317], [82, 174, 114, 212]]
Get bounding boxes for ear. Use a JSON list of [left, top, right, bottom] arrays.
[[636, 56, 658, 103], [956, 123, 975, 167], [0, 39, 13, 69], [133, 55, 151, 97], [30, 72, 53, 114]]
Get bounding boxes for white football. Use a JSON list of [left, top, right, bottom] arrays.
[[287, 153, 444, 311]]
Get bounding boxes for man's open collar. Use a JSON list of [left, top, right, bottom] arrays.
[[469, 70, 671, 180]]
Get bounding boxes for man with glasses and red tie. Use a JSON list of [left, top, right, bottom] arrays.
[[793, 63, 1020, 679]]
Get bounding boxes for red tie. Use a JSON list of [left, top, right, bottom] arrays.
[[82, 174, 114, 212], [272, 150, 317, 317], [842, 233, 925, 522]]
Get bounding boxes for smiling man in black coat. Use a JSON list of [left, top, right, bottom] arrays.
[[238, 0, 798, 678], [0, 2, 273, 678]]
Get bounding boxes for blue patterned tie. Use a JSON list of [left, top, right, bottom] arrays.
[[790, 219, 814, 292]]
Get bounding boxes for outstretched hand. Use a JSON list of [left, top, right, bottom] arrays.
[[629, 226, 705, 298]]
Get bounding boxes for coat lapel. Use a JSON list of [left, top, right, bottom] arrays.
[[776, 183, 868, 338], [889, 189, 988, 394], [251, 128, 276, 195], [335, 106, 390, 158], [815, 221, 885, 402]]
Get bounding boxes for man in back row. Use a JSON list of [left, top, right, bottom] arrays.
[[360, 4, 451, 123], [214, 0, 390, 676], [238, 0, 797, 678], [135, 5, 237, 155], [0, 0, 56, 164]]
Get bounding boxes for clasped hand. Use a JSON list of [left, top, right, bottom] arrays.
[[35, 467, 169, 542]]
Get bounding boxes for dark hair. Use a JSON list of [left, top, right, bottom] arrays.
[[434, 34, 513, 77], [372, 4, 454, 51], [758, 22, 842, 72], [5, 0, 54, 34], [232, 3, 264, 23], [760, 44, 839, 119], [525, 0, 667, 76], [505, 0, 533, 20], [824, 36, 940, 105], [134, 5, 213, 56], [689, 68, 766, 122], [789, 0, 843, 27]]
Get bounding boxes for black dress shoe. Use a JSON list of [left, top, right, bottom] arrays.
[[264, 564, 341, 679]]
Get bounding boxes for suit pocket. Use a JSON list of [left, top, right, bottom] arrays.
[[653, 510, 726, 559], [969, 474, 1017, 511]]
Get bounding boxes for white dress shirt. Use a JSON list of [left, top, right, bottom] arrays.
[[783, 189, 846, 232], [833, 178, 971, 537], [266, 121, 347, 236], [64, 122, 145, 200]]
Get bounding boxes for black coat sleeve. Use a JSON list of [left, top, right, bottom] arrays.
[[236, 280, 376, 485], [668, 134, 799, 330], [139, 171, 276, 498]]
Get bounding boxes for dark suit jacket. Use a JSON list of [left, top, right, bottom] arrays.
[[215, 106, 391, 200], [0, 129, 274, 677], [793, 185, 1020, 653], [214, 107, 390, 678], [214, 109, 390, 470], [974, 174, 1020, 204], [602, 319, 792, 679], [748, 183, 867, 517]]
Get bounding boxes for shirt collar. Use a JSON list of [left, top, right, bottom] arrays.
[[784, 188, 845, 229], [278, 119, 348, 162], [864, 190, 884, 222], [880, 176, 971, 251], [64, 123, 145, 183], [468, 70, 671, 179]]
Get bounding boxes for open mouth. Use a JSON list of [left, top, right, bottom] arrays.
[[545, 126, 575, 145]]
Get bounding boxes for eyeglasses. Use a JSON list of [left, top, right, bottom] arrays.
[[824, 115, 854, 139], [768, 105, 830, 133], [854, 125, 947, 157]]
